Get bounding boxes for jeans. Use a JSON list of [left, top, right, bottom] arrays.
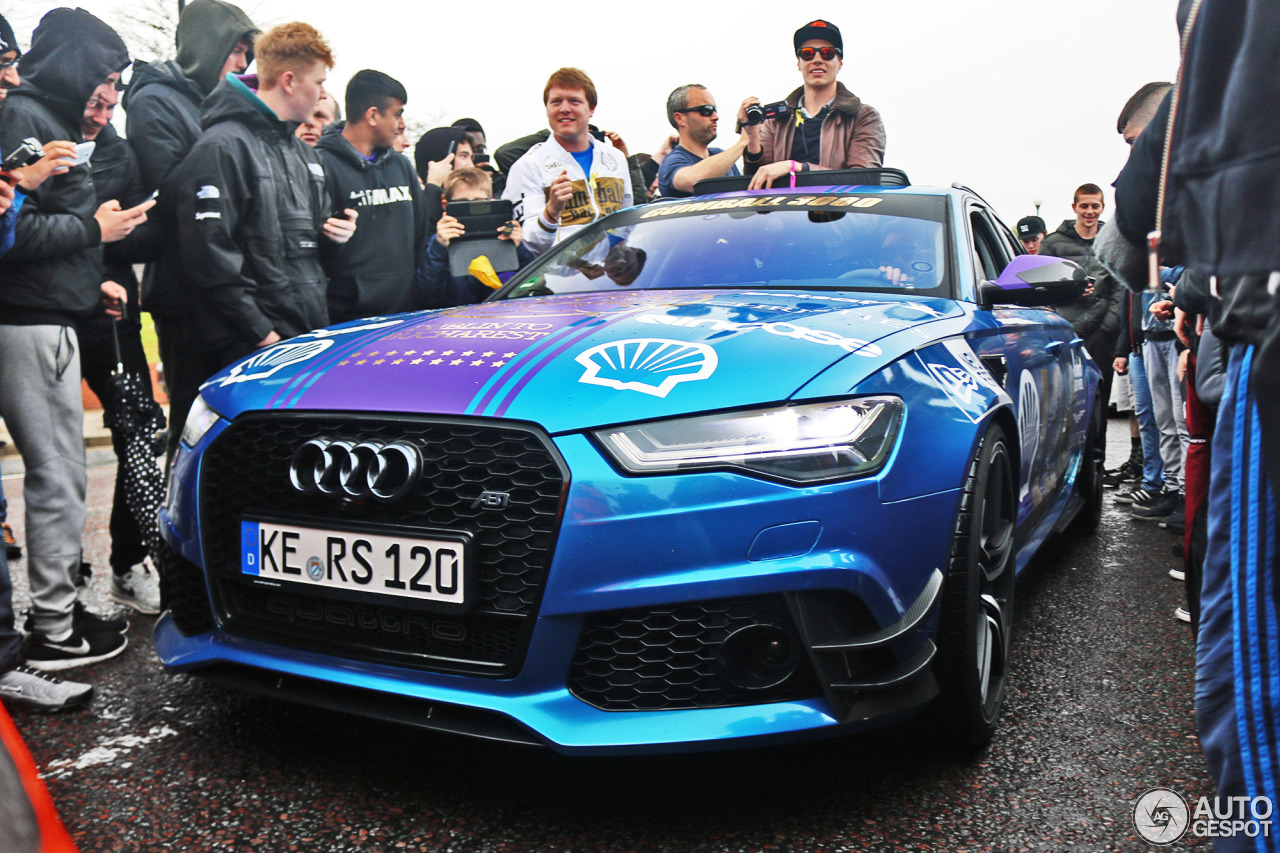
[[1144, 336, 1189, 494], [1127, 351, 1164, 490]]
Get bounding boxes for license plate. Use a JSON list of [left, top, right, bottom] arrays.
[[240, 520, 466, 606]]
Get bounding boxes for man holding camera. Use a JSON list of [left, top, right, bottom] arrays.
[[657, 85, 751, 199], [744, 20, 886, 189]]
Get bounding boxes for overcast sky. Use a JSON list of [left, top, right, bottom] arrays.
[[6, 0, 1182, 226]]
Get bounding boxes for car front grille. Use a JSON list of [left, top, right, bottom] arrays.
[[198, 412, 567, 677], [567, 595, 821, 711]]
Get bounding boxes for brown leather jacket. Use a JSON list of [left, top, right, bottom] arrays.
[[746, 82, 886, 173]]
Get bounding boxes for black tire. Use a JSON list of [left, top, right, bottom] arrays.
[[933, 423, 1017, 751], [1069, 395, 1106, 533]]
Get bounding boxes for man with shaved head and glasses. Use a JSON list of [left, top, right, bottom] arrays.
[[743, 19, 886, 189], [656, 84, 751, 198]]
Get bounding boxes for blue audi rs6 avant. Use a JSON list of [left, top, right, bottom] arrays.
[[157, 169, 1103, 754]]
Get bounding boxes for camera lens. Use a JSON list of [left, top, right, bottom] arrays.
[[745, 104, 764, 126]]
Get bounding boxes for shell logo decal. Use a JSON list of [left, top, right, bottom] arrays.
[[214, 340, 335, 387], [575, 338, 718, 398]]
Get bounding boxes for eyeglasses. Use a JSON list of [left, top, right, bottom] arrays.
[[675, 104, 717, 118], [86, 96, 118, 112], [0, 59, 16, 71], [797, 46, 841, 61]]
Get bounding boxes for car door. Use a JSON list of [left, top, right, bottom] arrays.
[[965, 204, 1077, 529]]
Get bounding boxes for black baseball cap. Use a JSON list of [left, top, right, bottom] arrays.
[[1017, 216, 1047, 238], [794, 20, 842, 53]]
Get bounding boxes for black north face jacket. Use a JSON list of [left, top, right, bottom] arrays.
[[316, 131, 428, 323], [0, 8, 130, 325], [172, 75, 329, 352]]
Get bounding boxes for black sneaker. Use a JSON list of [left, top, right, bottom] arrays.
[[1132, 491, 1180, 521], [1116, 485, 1161, 506], [1160, 501, 1187, 534], [0, 665, 93, 712], [22, 628, 127, 672], [23, 602, 129, 637], [1103, 459, 1142, 488]]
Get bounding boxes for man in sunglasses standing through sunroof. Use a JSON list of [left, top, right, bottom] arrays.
[[744, 20, 886, 189], [656, 85, 751, 199]]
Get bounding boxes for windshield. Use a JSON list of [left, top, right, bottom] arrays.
[[498, 192, 951, 301]]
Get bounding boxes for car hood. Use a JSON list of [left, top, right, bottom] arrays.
[[199, 290, 962, 432]]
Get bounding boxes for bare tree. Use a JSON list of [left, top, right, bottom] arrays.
[[109, 0, 180, 63]]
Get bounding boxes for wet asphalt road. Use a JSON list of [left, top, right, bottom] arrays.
[[3, 418, 1215, 852]]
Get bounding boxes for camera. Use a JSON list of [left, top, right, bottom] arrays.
[[744, 101, 791, 127], [2, 137, 44, 171]]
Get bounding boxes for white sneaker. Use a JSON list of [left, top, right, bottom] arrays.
[[1175, 606, 1192, 623], [110, 561, 161, 615], [1169, 568, 1186, 581], [0, 665, 93, 712]]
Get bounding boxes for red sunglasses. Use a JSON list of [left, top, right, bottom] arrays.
[[797, 46, 841, 61]]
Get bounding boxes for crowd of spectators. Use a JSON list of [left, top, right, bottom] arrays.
[[1, 6, 1277, 848]]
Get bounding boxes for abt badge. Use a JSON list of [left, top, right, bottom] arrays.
[[472, 491, 510, 510]]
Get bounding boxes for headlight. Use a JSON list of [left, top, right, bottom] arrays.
[[595, 397, 903, 484], [180, 394, 223, 448]]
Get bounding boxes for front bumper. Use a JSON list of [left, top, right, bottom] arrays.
[[157, 416, 959, 754]]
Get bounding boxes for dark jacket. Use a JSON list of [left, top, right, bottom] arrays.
[[415, 236, 534, 309], [78, 124, 163, 343], [745, 82, 886, 174], [122, 0, 256, 315], [1161, 0, 1280, 278], [172, 75, 329, 351], [1040, 219, 1123, 363], [0, 8, 130, 326], [316, 132, 428, 322]]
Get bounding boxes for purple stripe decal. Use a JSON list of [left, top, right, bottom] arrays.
[[486, 307, 659, 418]]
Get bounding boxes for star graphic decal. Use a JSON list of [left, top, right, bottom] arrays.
[[503, 352, 517, 358], [374, 359, 385, 365], [450, 359, 463, 365], [411, 358, 424, 365], [442, 350, 455, 356], [430, 358, 443, 365], [356, 360, 367, 365], [492, 360, 506, 367], [338, 360, 349, 366], [470, 359, 484, 366], [403, 350, 417, 355], [482, 351, 496, 357], [392, 359, 404, 365], [461, 350, 475, 356]]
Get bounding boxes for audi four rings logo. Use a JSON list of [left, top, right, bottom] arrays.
[[289, 439, 423, 502]]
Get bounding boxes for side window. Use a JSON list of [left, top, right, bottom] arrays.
[[969, 211, 1002, 281]]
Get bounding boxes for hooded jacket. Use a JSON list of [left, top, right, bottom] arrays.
[[78, 123, 162, 343], [746, 82, 885, 174], [1040, 219, 1123, 363], [0, 8, 130, 325], [316, 131, 428, 323], [123, 0, 256, 317], [172, 74, 329, 352], [123, 0, 257, 193]]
